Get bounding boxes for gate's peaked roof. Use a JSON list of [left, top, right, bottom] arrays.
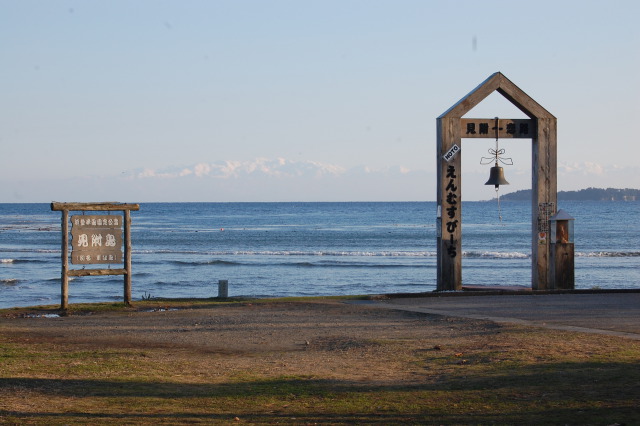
[[438, 72, 555, 120]]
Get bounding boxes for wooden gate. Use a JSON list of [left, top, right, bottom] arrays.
[[436, 73, 557, 291]]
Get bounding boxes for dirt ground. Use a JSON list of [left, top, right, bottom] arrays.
[[3, 299, 640, 425], [1, 300, 514, 384]]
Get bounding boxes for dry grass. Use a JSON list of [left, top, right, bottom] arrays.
[[1, 299, 639, 424]]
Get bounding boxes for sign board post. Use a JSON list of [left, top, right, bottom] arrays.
[[51, 202, 140, 309]]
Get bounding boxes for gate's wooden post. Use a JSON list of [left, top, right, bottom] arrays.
[[531, 117, 557, 289], [437, 116, 462, 290]]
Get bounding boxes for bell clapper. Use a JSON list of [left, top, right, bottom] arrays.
[[495, 183, 503, 224]]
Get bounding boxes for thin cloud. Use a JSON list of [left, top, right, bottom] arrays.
[[559, 161, 605, 176], [127, 158, 350, 180], [557, 161, 639, 191]]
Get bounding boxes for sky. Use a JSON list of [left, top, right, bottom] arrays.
[[2, 0, 639, 202]]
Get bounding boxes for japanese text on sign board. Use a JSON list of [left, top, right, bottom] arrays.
[[444, 164, 459, 258], [73, 216, 120, 227], [70, 215, 123, 265], [460, 119, 534, 139], [537, 202, 555, 243]]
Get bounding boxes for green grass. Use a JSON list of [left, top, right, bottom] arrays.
[[2, 370, 638, 424]]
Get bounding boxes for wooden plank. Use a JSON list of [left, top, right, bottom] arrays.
[[67, 268, 127, 277], [437, 116, 462, 291], [440, 73, 503, 118], [51, 202, 140, 211], [496, 79, 554, 120], [531, 117, 557, 290], [439, 72, 555, 120], [460, 118, 535, 139], [551, 243, 575, 290], [436, 120, 444, 289]]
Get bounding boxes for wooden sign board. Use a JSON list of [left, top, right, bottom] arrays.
[[51, 202, 140, 309], [461, 118, 535, 139], [70, 214, 123, 265]]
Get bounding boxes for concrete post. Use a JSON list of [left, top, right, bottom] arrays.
[[218, 280, 229, 298]]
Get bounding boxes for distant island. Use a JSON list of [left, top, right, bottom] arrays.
[[496, 187, 639, 202]]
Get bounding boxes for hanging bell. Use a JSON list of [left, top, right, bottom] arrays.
[[485, 164, 509, 189]]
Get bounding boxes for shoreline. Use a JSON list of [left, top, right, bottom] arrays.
[[4, 286, 640, 313]]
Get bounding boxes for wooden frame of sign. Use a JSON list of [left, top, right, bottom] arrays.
[[51, 202, 140, 309], [436, 72, 557, 291]]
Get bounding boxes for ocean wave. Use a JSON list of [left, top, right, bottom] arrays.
[[1, 278, 20, 285], [283, 261, 431, 268], [0, 225, 58, 232], [132, 272, 154, 277], [164, 258, 433, 269], [139, 249, 534, 264], [0, 258, 49, 264], [45, 277, 75, 283], [169, 259, 239, 266], [0, 248, 60, 254], [462, 251, 530, 259], [153, 280, 204, 288], [136, 249, 437, 257], [577, 251, 640, 258]]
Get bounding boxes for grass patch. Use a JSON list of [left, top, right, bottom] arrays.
[[1, 299, 639, 424], [0, 295, 372, 318], [2, 372, 638, 424]]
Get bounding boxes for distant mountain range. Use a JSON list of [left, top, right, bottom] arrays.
[[497, 187, 639, 201]]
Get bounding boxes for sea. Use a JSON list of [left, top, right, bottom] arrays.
[[1, 201, 639, 309]]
